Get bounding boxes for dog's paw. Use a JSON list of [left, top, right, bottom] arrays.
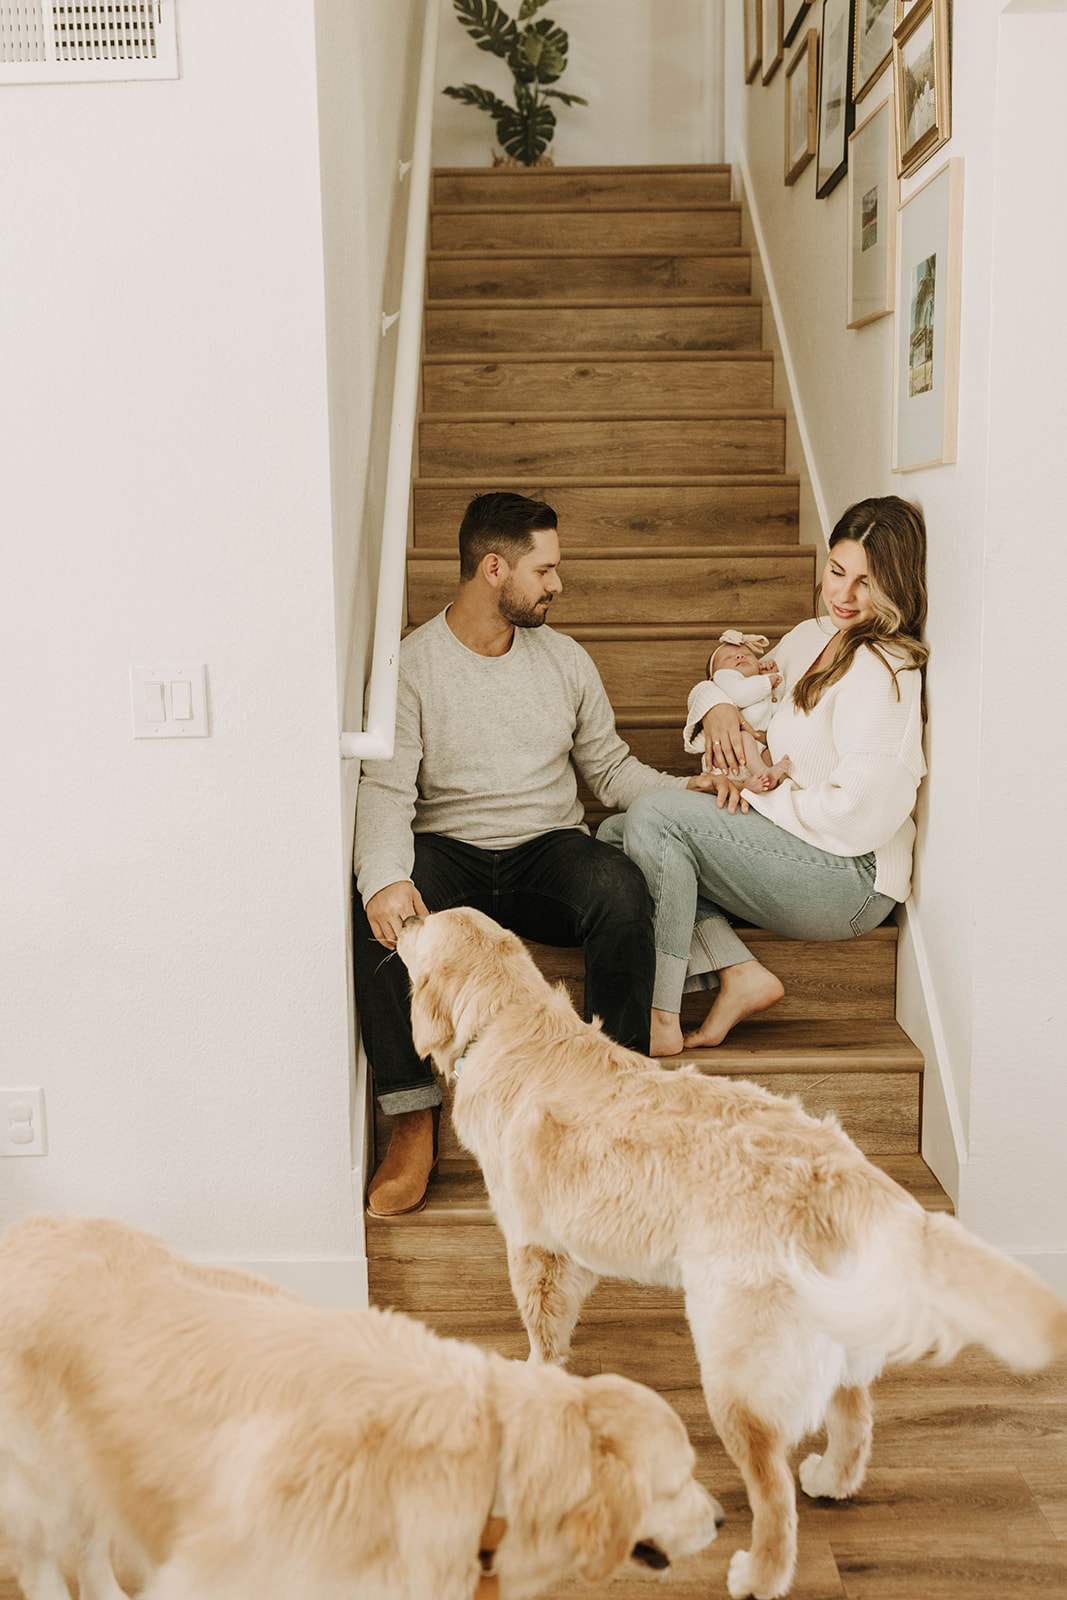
[[727, 1550, 754, 1599], [799, 1451, 846, 1499]]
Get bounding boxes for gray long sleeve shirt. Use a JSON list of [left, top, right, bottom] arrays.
[[353, 609, 687, 905]]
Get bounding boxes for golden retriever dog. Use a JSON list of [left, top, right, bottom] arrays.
[[397, 906, 1067, 1600], [0, 1214, 722, 1600]]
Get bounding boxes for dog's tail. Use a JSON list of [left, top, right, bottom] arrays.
[[789, 1208, 1067, 1372]]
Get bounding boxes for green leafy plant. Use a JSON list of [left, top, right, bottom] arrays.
[[442, 0, 588, 166]]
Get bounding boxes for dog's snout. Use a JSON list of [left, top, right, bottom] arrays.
[[400, 915, 424, 930]]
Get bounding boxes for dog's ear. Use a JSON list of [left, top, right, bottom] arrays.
[[560, 1442, 642, 1580], [409, 962, 460, 1070]]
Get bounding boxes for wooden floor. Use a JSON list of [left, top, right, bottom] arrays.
[[2, 1339, 1064, 1600]]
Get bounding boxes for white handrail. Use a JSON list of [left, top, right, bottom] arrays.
[[340, 0, 439, 761]]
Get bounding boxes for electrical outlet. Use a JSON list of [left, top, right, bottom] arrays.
[[0, 1088, 47, 1156]]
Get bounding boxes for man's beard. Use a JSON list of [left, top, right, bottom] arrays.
[[499, 578, 552, 629]]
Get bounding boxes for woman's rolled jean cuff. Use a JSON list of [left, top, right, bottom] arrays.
[[653, 914, 754, 1012]]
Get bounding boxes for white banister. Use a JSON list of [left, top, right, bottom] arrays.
[[340, 0, 439, 762]]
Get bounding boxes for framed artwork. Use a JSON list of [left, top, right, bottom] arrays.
[[894, 0, 951, 178], [894, 0, 920, 20], [847, 95, 896, 326], [815, 0, 854, 197], [853, 0, 893, 102], [892, 157, 963, 471], [785, 31, 818, 186], [744, 0, 762, 83], [762, 0, 784, 84], [783, 0, 810, 47]]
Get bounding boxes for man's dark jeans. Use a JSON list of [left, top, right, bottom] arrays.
[[353, 829, 655, 1114]]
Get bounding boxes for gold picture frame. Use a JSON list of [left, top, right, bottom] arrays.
[[892, 157, 964, 471], [853, 0, 893, 104], [745, 0, 763, 84], [785, 31, 818, 186], [893, 0, 951, 179], [847, 93, 897, 326], [762, 0, 784, 85]]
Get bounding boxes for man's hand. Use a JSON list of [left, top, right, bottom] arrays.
[[702, 705, 753, 776], [710, 775, 750, 814], [365, 880, 430, 949]]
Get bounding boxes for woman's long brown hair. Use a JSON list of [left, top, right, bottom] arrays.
[[793, 496, 929, 714]]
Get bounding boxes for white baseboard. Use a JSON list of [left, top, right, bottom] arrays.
[[218, 1257, 368, 1309]]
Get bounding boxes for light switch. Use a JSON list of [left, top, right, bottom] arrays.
[[130, 663, 209, 737], [170, 680, 193, 719], [143, 681, 166, 722]]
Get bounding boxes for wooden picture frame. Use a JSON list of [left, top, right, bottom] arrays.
[[785, 31, 818, 185], [762, 0, 784, 84], [847, 94, 896, 326], [853, 0, 894, 103], [783, 0, 811, 48], [892, 157, 964, 471], [744, 0, 763, 84], [815, 0, 854, 197], [894, 0, 920, 21], [894, 0, 951, 178]]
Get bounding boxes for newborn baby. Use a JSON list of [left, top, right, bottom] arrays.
[[684, 629, 791, 793]]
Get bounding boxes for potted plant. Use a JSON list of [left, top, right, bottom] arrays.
[[442, 0, 588, 167]]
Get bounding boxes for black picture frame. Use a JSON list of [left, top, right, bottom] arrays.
[[784, 0, 811, 47], [815, 0, 856, 197]]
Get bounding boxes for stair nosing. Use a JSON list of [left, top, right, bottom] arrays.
[[419, 409, 786, 425], [421, 350, 773, 366], [427, 295, 760, 310], [414, 473, 801, 489], [432, 202, 742, 216], [433, 163, 733, 175], [408, 542, 810, 562], [428, 247, 751, 262]]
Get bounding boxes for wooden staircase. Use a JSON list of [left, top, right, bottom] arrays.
[[366, 163, 951, 1595]]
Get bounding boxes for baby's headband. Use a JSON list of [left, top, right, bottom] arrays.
[[717, 629, 770, 652]]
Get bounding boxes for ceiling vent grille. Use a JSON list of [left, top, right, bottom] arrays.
[[0, 1, 177, 80]]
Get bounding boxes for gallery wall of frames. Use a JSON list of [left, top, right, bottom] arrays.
[[744, 0, 959, 470]]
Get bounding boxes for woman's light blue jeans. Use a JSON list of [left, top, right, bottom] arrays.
[[598, 789, 896, 1014]]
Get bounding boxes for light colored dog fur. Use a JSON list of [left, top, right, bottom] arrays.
[[0, 1213, 722, 1600], [397, 906, 1067, 1600]]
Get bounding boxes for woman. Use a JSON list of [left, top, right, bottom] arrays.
[[614, 495, 928, 1056]]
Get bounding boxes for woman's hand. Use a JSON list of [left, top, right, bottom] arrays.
[[702, 705, 752, 776]]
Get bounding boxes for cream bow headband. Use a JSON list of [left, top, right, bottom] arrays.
[[718, 629, 770, 652]]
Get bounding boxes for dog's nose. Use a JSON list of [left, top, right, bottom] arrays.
[[400, 915, 424, 930]]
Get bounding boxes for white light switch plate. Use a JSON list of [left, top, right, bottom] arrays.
[[130, 663, 209, 737]]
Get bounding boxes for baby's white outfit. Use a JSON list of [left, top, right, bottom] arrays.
[[684, 670, 777, 772]]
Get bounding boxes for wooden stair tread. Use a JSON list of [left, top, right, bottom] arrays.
[[431, 202, 742, 216], [367, 1151, 953, 1228], [434, 163, 733, 174], [676, 1017, 923, 1071]]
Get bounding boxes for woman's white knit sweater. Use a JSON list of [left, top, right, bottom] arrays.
[[704, 617, 926, 901]]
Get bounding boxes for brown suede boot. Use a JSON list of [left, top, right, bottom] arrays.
[[366, 1107, 438, 1217]]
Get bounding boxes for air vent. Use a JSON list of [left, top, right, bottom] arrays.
[[0, 1, 177, 81]]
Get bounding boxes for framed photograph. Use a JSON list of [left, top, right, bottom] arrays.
[[762, 0, 783, 84], [744, 0, 762, 84], [853, 0, 893, 102], [892, 157, 963, 471], [783, 0, 810, 47], [815, 0, 854, 197], [847, 95, 896, 326], [894, 0, 951, 178], [785, 31, 818, 186]]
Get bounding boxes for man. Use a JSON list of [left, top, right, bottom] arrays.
[[353, 491, 713, 1215]]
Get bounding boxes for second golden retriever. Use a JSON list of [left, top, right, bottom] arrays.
[[0, 1213, 721, 1600], [397, 906, 1067, 1600]]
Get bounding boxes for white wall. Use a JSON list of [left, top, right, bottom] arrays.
[[2, 0, 424, 1305], [433, 0, 717, 166], [724, 1, 1067, 1286]]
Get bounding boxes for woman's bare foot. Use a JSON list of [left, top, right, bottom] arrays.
[[650, 1007, 685, 1057], [743, 755, 790, 793], [682, 960, 785, 1048]]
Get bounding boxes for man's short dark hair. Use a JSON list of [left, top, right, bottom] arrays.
[[458, 492, 558, 582]]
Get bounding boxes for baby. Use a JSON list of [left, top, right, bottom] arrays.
[[684, 629, 791, 793]]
